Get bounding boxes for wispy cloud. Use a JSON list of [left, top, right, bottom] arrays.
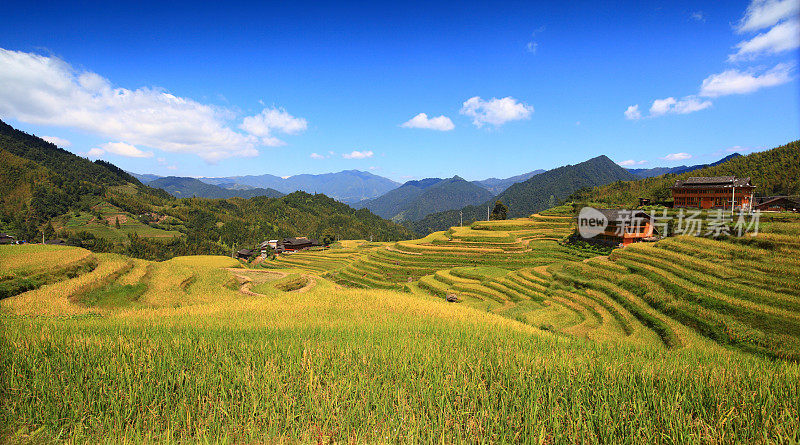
[[700, 63, 794, 97], [89, 141, 153, 158], [728, 18, 799, 61], [0, 48, 307, 162], [649, 96, 712, 117], [690, 11, 706, 22], [661, 153, 692, 161], [309, 152, 325, 159], [342, 150, 373, 159], [41, 136, 71, 147], [735, 0, 799, 33], [624, 105, 642, 120], [400, 113, 454, 131], [239, 107, 307, 146], [460, 96, 533, 128], [617, 159, 648, 166]]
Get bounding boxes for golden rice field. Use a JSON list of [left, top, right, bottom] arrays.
[[1, 210, 800, 443]]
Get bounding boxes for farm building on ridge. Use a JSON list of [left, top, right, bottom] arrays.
[[276, 237, 321, 253], [579, 209, 658, 247], [671, 176, 755, 210], [754, 196, 800, 212], [236, 248, 255, 260]]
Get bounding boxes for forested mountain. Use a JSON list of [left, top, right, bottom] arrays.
[[406, 155, 637, 235], [472, 170, 545, 194], [570, 141, 800, 206], [128, 172, 162, 183], [627, 153, 741, 178], [356, 176, 493, 222], [148, 176, 284, 199], [199, 170, 400, 204], [354, 178, 443, 217], [0, 120, 412, 259], [391, 176, 494, 222], [495, 155, 637, 218]]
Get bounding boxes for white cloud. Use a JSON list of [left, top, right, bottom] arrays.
[[369, 166, 379, 171], [735, 0, 800, 33], [91, 142, 153, 158], [239, 107, 308, 146], [526, 42, 538, 54], [342, 150, 373, 159], [309, 152, 325, 159], [624, 105, 642, 120], [0, 48, 307, 162], [460, 96, 533, 127], [728, 18, 800, 61], [41, 135, 71, 147], [699, 63, 793, 97], [166, 165, 177, 171], [649, 96, 712, 117], [617, 159, 648, 166], [400, 113, 455, 131], [86, 147, 104, 158], [661, 153, 692, 161], [690, 11, 706, 22]]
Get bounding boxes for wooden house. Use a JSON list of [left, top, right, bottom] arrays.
[[754, 196, 800, 212], [236, 248, 255, 260], [276, 237, 321, 253], [581, 209, 658, 247], [0, 233, 15, 245], [672, 176, 755, 211]]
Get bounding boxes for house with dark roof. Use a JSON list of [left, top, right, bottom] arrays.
[[578, 209, 658, 247], [754, 196, 800, 212], [276, 237, 321, 253], [0, 233, 15, 245], [236, 248, 255, 260], [671, 176, 755, 210]]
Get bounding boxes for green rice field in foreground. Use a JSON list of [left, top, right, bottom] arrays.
[[1, 208, 799, 443]]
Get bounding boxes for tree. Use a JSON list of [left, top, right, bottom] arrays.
[[321, 233, 335, 246], [490, 201, 508, 220], [115, 216, 121, 229], [547, 195, 557, 209], [42, 221, 55, 241]]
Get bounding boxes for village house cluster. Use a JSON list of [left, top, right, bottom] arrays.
[[577, 176, 798, 248], [236, 236, 322, 260]]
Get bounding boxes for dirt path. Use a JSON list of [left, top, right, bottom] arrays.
[[295, 275, 317, 293], [226, 268, 287, 296]]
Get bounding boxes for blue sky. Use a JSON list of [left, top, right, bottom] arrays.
[[0, 0, 798, 182]]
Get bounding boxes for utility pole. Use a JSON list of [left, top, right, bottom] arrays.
[[460, 210, 463, 227], [731, 186, 736, 216], [487, 205, 490, 221]]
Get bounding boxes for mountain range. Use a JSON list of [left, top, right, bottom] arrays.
[[626, 153, 742, 178], [354, 176, 494, 222], [147, 176, 284, 199], [472, 170, 545, 194], [406, 155, 638, 234]]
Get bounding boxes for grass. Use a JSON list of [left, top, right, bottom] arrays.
[[1, 208, 800, 442], [62, 205, 182, 242]]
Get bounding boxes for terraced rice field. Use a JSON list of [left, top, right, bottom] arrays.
[[1, 210, 799, 442]]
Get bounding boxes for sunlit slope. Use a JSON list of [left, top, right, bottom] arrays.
[[1, 244, 798, 442], [260, 207, 800, 361]]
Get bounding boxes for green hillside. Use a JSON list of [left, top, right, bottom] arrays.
[[0, 120, 412, 259], [569, 141, 800, 206], [392, 176, 494, 222], [149, 176, 284, 199], [496, 155, 637, 218], [406, 155, 637, 235], [356, 178, 442, 218]]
